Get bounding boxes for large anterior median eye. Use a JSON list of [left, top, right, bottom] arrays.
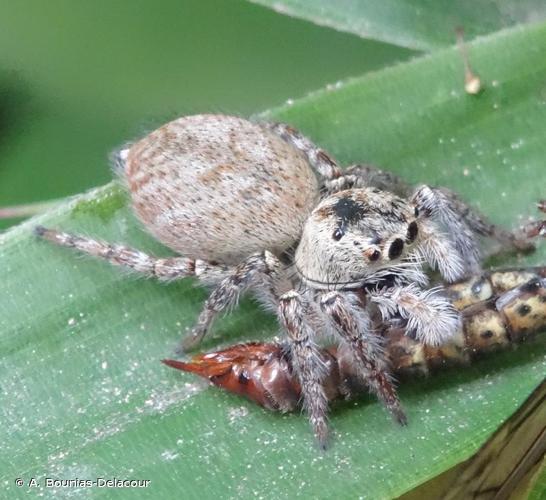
[[388, 238, 404, 259]]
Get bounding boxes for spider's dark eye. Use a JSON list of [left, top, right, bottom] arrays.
[[332, 228, 344, 241], [406, 221, 418, 243], [388, 238, 404, 260], [366, 248, 381, 261], [414, 207, 419, 217]]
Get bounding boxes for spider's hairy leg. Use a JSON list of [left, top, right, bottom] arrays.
[[267, 122, 342, 181], [417, 219, 467, 283], [370, 284, 462, 347], [278, 290, 330, 449], [412, 185, 484, 274], [181, 251, 283, 352], [323, 163, 413, 196], [320, 291, 406, 425], [412, 185, 536, 270], [34, 226, 199, 280], [35, 227, 284, 353]]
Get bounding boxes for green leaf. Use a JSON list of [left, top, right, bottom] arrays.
[[2, 22, 546, 499], [250, 0, 546, 51]]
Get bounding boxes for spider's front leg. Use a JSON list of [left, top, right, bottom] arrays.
[[278, 290, 330, 448], [320, 291, 407, 425], [412, 185, 536, 276]]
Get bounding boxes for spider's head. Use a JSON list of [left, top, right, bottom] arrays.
[[295, 188, 420, 289]]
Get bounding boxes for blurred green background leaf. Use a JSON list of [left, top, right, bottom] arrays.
[[1, 15, 545, 498], [251, 0, 546, 50], [0, 0, 414, 230]]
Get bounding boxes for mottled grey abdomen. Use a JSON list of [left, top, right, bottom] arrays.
[[124, 114, 320, 264]]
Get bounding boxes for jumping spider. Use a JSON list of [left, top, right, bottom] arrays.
[[36, 114, 534, 447]]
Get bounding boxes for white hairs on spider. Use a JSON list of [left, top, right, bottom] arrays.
[[415, 185, 481, 265], [371, 284, 462, 346], [415, 225, 466, 283], [365, 256, 430, 288]]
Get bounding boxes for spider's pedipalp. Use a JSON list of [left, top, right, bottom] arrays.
[[370, 284, 462, 347]]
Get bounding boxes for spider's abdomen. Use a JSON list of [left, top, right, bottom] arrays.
[[123, 115, 320, 264]]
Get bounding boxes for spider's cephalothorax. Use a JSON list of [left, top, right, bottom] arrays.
[[35, 114, 538, 447], [296, 188, 423, 290]]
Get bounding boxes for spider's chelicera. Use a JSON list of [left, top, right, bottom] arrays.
[[36, 114, 535, 447]]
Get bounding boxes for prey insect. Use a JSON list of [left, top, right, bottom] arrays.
[[163, 267, 546, 413], [35, 114, 541, 447]]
